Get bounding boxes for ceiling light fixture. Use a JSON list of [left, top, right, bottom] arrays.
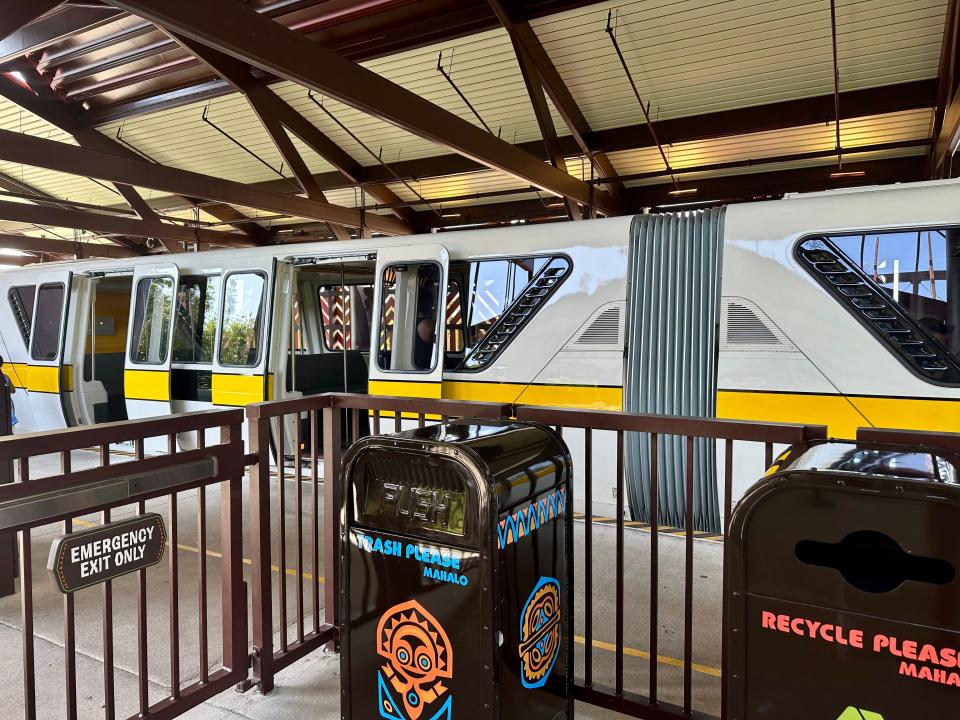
[[668, 188, 698, 197], [829, 170, 866, 179]]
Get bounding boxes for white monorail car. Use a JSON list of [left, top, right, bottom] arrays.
[[1, 179, 959, 531]]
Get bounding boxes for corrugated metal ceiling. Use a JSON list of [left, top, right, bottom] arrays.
[[532, 0, 947, 129], [0, 0, 947, 231]]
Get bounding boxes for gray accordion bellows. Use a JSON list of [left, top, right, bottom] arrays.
[[623, 208, 725, 532]]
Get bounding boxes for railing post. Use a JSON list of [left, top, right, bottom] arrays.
[[0, 374, 15, 597], [248, 410, 275, 693], [221, 421, 249, 686], [322, 402, 342, 650]]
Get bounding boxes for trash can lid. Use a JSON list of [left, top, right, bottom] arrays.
[[346, 418, 570, 512], [775, 441, 958, 484]]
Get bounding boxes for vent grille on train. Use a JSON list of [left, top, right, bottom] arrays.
[[573, 305, 623, 347], [720, 298, 794, 352]]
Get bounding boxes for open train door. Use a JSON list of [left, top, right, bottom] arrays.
[[368, 244, 449, 415], [25, 269, 73, 431], [124, 262, 178, 451]]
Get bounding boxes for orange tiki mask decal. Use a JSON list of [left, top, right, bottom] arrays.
[[377, 600, 453, 720]]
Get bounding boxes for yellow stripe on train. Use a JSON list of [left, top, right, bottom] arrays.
[[123, 369, 169, 402], [368, 380, 623, 412], [716, 390, 960, 439], [212, 374, 265, 407]]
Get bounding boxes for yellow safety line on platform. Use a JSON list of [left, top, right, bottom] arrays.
[[71, 523, 719, 677], [574, 637, 722, 678]]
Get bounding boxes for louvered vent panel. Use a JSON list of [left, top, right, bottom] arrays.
[[726, 303, 778, 344], [574, 306, 622, 346], [721, 298, 795, 352]]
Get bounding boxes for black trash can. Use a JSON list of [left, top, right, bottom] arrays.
[[340, 419, 573, 720], [727, 441, 960, 720]]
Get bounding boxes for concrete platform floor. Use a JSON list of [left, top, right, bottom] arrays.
[[0, 449, 723, 720]]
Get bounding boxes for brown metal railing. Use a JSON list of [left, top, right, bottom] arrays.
[[512, 405, 827, 719], [6, 390, 958, 719], [244, 392, 828, 719], [0, 408, 248, 720], [244, 394, 509, 692]]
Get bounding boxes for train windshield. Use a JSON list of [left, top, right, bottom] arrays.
[[831, 229, 960, 363]]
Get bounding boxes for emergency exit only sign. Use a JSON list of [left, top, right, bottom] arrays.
[[47, 514, 166, 593]]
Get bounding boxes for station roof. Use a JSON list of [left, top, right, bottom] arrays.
[[0, 0, 955, 260]]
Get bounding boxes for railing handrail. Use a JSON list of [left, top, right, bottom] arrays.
[[0, 407, 243, 460], [857, 426, 960, 455], [513, 404, 827, 443], [245, 392, 512, 420], [245, 392, 828, 444]]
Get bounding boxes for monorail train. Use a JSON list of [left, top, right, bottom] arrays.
[[1, 179, 958, 531]]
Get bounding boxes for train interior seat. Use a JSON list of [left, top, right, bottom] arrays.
[[285, 350, 370, 450], [82, 352, 128, 423]]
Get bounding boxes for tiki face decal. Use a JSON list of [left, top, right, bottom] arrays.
[[519, 576, 562, 689], [377, 600, 453, 720]]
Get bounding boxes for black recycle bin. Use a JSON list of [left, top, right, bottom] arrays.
[[340, 419, 573, 720], [726, 441, 960, 720]]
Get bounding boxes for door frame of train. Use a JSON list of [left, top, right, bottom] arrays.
[[369, 244, 449, 403], [267, 252, 376, 460], [26, 268, 73, 431], [124, 262, 179, 451], [63, 268, 135, 427]]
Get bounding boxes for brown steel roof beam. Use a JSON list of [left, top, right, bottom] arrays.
[[102, 79, 939, 218], [0, 232, 137, 258], [932, 0, 960, 177], [0, 64, 270, 247], [0, 199, 254, 246], [0, 168, 146, 253], [511, 39, 581, 220], [5, 62, 190, 253], [176, 37, 351, 241], [107, 0, 619, 216], [300, 79, 940, 189], [71, 1, 598, 123], [0, 1, 64, 45], [409, 156, 927, 229], [630, 156, 927, 208], [0, 4, 123, 64], [487, 0, 625, 202], [173, 35, 414, 236], [0, 127, 412, 235]]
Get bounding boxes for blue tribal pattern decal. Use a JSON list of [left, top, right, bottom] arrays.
[[497, 488, 567, 549], [519, 576, 562, 688]]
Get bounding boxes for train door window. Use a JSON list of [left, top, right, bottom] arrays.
[[219, 272, 266, 367], [377, 263, 441, 372], [798, 229, 960, 383], [8, 285, 35, 349], [130, 276, 174, 364], [30, 283, 65, 361], [173, 275, 220, 363]]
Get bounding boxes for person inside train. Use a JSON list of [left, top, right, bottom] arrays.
[[413, 266, 440, 370]]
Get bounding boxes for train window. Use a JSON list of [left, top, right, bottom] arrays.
[[172, 275, 220, 364], [377, 263, 441, 372], [30, 283, 64, 361], [448, 255, 570, 370], [8, 285, 35, 349], [219, 272, 266, 367], [130, 276, 174, 364], [319, 285, 374, 352], [798, 231, 960, 384]]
